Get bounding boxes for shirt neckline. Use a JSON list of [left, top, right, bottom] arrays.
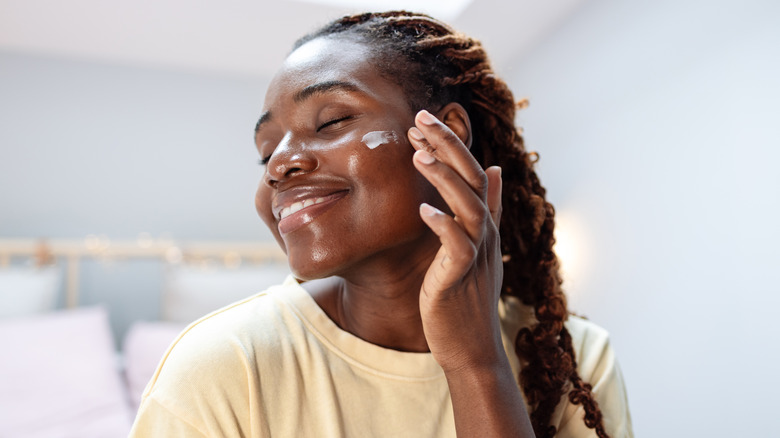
[[274, 276, 446, 381]]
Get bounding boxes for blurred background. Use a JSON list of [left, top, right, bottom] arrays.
[[1, 0, 778, 436]]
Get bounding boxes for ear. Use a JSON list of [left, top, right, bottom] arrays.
[[435, 102, 472, 149]]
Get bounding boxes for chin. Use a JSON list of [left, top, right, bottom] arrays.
[[286, 251, 336, 282], [288, 266, 338, 283], [287, 243, 370, 283]]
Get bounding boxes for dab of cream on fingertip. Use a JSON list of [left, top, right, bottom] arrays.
[[362, 131, 399, 149]]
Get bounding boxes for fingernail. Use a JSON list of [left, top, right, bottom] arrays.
[[420, 203, 440, 217], [415, 149, 436, 164], [417, 110, 437, 126], [408, 127, 425, 141]]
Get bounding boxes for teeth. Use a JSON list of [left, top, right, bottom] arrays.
[[280, 197, 328, 219]]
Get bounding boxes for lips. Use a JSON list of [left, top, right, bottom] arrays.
[[273, 188, 349, 234]]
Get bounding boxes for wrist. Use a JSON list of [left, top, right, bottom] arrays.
[[439, 344, 512, 378], [443, 351, 533, 438]]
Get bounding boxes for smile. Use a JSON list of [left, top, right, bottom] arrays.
[[280, 196, 331, 220], [275, 190, 349, 235]]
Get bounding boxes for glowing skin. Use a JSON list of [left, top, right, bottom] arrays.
[[361, 130, 399, 149], [254, 38, 443, 281]]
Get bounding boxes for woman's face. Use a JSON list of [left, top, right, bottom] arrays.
[[255, 37, 441, 280]]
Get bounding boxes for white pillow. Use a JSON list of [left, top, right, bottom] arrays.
[[0, 307, 132, 438], [0, 266, 61, 318], [122, 320, 186, 410], [162, 264, 291, 323]]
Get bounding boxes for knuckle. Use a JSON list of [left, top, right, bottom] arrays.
[[463, 243, 478, 263], [473, 171, 489, 194], [428, 129, 464, 157], [430, 165, 457, 186], [442, 129, 463, 146], [450, 239, 477, 264], [463, 207, 487, 226]]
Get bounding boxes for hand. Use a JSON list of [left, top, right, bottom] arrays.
[[408, 108, 504, 373]]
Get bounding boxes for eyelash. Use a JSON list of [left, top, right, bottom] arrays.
[[317, 115, 352, 132], [258, 115, 354, 166]]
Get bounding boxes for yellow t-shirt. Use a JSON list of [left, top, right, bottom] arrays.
[[130, 277, 633, 437]]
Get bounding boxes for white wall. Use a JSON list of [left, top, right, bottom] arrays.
[[0, 52, 274, 340], [0, 51, 272, 241], [507, 0, 779, 436]]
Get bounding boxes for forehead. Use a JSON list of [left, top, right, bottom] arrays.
[[285, 36, 371, 72], [263, 37, 396, 110]]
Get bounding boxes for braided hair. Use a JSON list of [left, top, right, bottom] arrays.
[[294, 11, 609, 438]]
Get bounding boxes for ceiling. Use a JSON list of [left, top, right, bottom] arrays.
[[0, 0, 584, 78]]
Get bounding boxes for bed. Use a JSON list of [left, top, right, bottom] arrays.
[[0, 239, 289, 437]]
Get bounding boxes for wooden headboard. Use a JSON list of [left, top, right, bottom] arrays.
[[0, 237, 286, 308]]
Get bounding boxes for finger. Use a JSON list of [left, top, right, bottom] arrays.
[[414, 149, 487, 243], [419, 203, 477, 289], [485, 166, 502, 226], [408, 110, 487, 201]]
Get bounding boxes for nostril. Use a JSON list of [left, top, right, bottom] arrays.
[[264, 172, 279, 188], [285, 166, 303, 177]]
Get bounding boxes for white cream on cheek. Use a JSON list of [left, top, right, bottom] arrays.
[[361, 131, 399, 149]]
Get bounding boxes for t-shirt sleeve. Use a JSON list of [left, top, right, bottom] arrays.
[[127, 305, 270, 438], [129, 397, 208, 437], [555, 317, 634, 438]]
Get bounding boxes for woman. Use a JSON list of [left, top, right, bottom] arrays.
[[130, 11, 632, 438]]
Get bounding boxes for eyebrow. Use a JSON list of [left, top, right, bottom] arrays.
[[255, 111, 272, 133], [254, 80, 361, 134], [294, 80, 360, 103]]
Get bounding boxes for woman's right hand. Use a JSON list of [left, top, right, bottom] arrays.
[[407, 107, 534, 437]]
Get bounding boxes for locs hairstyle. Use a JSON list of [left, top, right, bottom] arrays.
[[294, 11, 609, 438]]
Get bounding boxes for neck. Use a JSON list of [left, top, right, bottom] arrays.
[[306, 241, 438, 353]]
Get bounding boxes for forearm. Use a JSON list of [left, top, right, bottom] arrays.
[[445, 357, 535, 438]]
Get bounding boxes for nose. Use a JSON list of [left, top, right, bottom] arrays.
[[264, 133, 318, 187]]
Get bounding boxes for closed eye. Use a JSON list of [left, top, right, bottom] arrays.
[[258, 115, 354, 165], [317, 116, 353, 132]]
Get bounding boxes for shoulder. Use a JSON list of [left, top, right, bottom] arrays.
[[148, 279, 302, 385], [499, 298, 633, 437], [560, 315, 634, 438], [499, 298, 615, 378], [132, 279, 303, 435], [565, 315, 614, 382]]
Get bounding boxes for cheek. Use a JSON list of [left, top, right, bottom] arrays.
[[255, 187, 288, 252], [255, 185, 275, 228]]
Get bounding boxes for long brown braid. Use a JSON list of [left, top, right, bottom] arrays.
[[294, 11, 609, 438]]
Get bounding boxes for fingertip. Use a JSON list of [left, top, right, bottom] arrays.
[[486, 165, 502, 177], [416, 110, 438, 126], [485, 166, 502, 187], [420, 202, 442, 217], [408, 126, 425, 143], [414, 149, 436, 165]]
